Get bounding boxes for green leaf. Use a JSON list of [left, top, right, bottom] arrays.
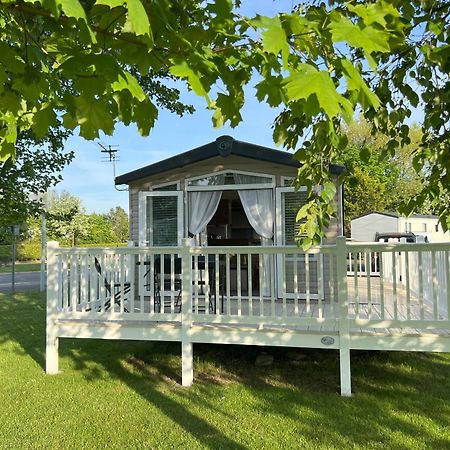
[[284, 65, 347, 118], [111, 71, 146, 101], [0, 113, 17, 161], [329, 16, 390, 54], [347, 1, 399, 28], [113, 90, 133, 125], [123, 0, 153, 42], [212, 93, 243, 128], [32, 105, 57, 138], [95, 0, 125, 7], [59, 0, 86, 20], [255, 76, 283, 107], [169, 61, 209, 100], [134, 99, 158, 135], [341, 59, 380, 110], [75, 97, 115, 139], [320, 181, 336, 202], [254, 15, 290, 67], [39, 0, 60, 17], [59, 0, 97, 43]]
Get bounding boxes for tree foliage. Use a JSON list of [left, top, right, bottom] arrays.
[[0, 126, 73, 228], [337, 118, 425, 234], [26, 193, 129, 245], [45, 191, 89, 246], [105, 206, 129, 243], [0, 0, 448, 247]]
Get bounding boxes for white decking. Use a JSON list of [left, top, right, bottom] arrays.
[[46, 238, 450, 396]]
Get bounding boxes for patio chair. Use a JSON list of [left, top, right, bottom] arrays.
[[153, 255, 182, 313], [87, 257, 131, 312], [152, 255, 221, 314]]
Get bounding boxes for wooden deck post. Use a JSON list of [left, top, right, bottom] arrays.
[[46, 241, 60, 374], [181, 238, 193, 386], [336, 236, 352, 396]]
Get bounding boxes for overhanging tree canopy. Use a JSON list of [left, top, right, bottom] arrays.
[[0, 0, 448, 246]]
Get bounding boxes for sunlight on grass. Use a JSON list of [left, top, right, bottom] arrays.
[[1, 291, 450, 449]]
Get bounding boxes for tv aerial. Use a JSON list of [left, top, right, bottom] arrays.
[[97, 142, 128, 191]]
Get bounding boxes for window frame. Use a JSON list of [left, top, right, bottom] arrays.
[[138, 191, 184, 246], [185, 169, 275, 191]]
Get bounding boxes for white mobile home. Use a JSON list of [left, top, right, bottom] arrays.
[[45, 137, 450, 396], [115, 135, 344, 299], [351, 212, 450, 242]]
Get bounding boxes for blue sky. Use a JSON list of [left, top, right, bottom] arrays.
[[57, 83, 284, 213]]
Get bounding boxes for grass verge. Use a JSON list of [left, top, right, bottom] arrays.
[[0, 291, 449, 449], [0, 262, 42, 273]]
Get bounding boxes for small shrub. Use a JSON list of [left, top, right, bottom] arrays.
[[17, 241, 41, 261], [0, 245, 11, 264]]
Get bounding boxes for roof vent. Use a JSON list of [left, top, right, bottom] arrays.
[[216, 135, 233, 156]]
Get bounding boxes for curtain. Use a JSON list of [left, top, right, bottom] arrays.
[[188, 175, 224, 241], [234, 174, 274, 295]]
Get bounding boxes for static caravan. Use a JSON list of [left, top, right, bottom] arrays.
[[115, 135, 345, 301]]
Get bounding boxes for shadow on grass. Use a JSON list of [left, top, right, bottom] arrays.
[[0, 290, 46, 369], [1, 291, 450, 448]]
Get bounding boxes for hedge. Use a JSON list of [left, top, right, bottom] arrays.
[[0, 241, 127, 263], [0, 242, 40, 263]]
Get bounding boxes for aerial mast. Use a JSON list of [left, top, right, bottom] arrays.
[[97, 143, 128, 191]]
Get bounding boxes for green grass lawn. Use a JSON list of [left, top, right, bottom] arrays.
[[0, 262, 42, 273], [1, 291, 450, 449]]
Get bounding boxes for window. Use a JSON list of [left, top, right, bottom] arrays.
[[423, 223, 428, 232], [281, 189, 308, 245], [282, 177, 295, 187], [186, 170, 273, 189], [139, 192, 183, 247], [153, 183, 178, 191], [146, 196, 178, 245]]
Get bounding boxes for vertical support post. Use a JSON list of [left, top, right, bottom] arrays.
[[181, 238, 193, 386], [46, 241, 60, 374], [127, 241, 135, 310], [336, 236, 351, 397], [11, 233, 16, 294], [40, 210, 47, 292]]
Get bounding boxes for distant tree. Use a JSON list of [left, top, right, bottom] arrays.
[[80, 214, 115, 244], [105, 207, 129, 243], [46, 191, 89, 246], [337, 118, 425, 234], [0, 127, 73, 229]]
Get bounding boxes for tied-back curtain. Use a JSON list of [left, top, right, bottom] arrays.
[[234, 174, 274, 296], [188, 175, 224, 240], [233, 174, 274, 242]]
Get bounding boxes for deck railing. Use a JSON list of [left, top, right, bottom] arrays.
[[346, 241, 450, 326], [48, 239, 450, 325], [46, 238, 450, 395], [48, 241, 339, 327]]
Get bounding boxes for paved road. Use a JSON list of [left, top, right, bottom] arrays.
[[0, 271, 44, 293]]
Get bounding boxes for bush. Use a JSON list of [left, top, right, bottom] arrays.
[[0, 241, 128, 264], [0, 245, 11, 264], [17, 241, 41, 261], [0, 241, 41, 263]]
